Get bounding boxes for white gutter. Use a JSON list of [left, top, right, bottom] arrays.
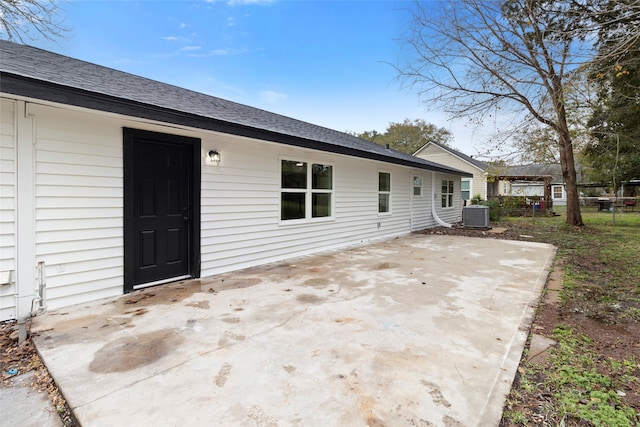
[[431, 171, 452, 228]]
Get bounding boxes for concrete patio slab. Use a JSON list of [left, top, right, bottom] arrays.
[[32, 234, 555, 427], [0, 371, 63, 427]]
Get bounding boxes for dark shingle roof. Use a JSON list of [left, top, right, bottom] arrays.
[[492, 164, 570, 183], [0, 40, 471, 177]]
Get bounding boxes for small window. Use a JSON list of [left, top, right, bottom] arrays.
[[441, 180, 454, 208], [461, 178, 471, 200], [379, 172, 391, 213], [281, 160, 333, 221], [412, 175, 422, 196], [553, 185, 563, 199]]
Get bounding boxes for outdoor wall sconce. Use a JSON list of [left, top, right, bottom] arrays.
[[208, 150, 220, 164]]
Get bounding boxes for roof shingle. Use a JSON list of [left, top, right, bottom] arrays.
[[0, 40, 471, 177]]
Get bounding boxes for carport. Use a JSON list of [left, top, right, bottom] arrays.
[[32, 234, 555, 426]]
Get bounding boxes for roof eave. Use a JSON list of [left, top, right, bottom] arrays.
[[0, 72, 471, 177]]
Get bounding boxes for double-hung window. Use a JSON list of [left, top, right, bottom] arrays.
[[461, 178, 471, 200], [379, 172, 391, 213], [311, 164, 332, 217], [412, 175, 422, 197], [281, 160, 333, 221], [441, 180, 454, 208]]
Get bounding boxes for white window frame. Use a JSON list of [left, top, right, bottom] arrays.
[[412, 174, 422, 197], [552, 185, 563, 199], [461, 178, 472, 200], [280, 158, 334, 223], [310, 163, 334, 219], [441, 179, 454, 208], [378, 170, 391, 214]]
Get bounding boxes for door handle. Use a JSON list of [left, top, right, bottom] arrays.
[[182, 207, 189, 222]]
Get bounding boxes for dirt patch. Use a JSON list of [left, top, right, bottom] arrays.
[[120, 280, 204, 307], [296, 294, 325, 304], [89, 329, 184, 373], [375, 262, 399, 270], [207, 277, 262, 291], [335, 317, 359, 324], [214, 363, 232, 387], [217, 331, 246, 348], [303, 277, 330, 287], [367, 416, 386, 426], [186, 300, 210, 310]]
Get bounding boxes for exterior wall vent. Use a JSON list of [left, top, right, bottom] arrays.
[[463, 205, 490, 229]]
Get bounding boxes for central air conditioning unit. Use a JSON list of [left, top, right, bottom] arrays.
[[463, 205, 491, 229]]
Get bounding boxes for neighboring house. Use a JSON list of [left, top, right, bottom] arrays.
[[0, 41, 471, 322], [487, 164, 570, 206], [414, 142, 489, 202]]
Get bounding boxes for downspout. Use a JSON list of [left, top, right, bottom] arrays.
[[431, 171, 452, 228]]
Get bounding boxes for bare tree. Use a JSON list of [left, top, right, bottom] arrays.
[[398, 0, 589, 225], [512, 65, 598, 164], [0, 0, 67, 42]]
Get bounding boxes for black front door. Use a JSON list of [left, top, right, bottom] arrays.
[[124, 129, 200, 292]]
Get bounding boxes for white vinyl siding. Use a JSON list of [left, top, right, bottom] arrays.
[[0, 96, 464, 319], [409, 171, 433, 231], [0, 99, 16, 319], [30, 103, 124, 310], [200, 137, 416, 276]]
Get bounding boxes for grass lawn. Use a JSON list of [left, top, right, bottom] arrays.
[[498, 207, 640, 426]]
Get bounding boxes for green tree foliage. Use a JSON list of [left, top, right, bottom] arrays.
[[584, 0, 640, 186], [356, 118, 452, 155]]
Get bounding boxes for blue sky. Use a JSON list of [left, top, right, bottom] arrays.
[[30, 0, 497, 156]]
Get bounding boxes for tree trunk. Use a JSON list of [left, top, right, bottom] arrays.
[[558, 131, 584, 226], [551, 73, 584, 227]]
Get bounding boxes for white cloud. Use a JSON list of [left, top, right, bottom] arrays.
[[162, 35, 191, 43], [179, 23, 188, 29], [227, 17, 236, 26], [180, 46, 201, 52], [227, 0, 275, 6], [259, 90, 288, 104], [182, 48, 237, 58], [189, 47, 246, 57]]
